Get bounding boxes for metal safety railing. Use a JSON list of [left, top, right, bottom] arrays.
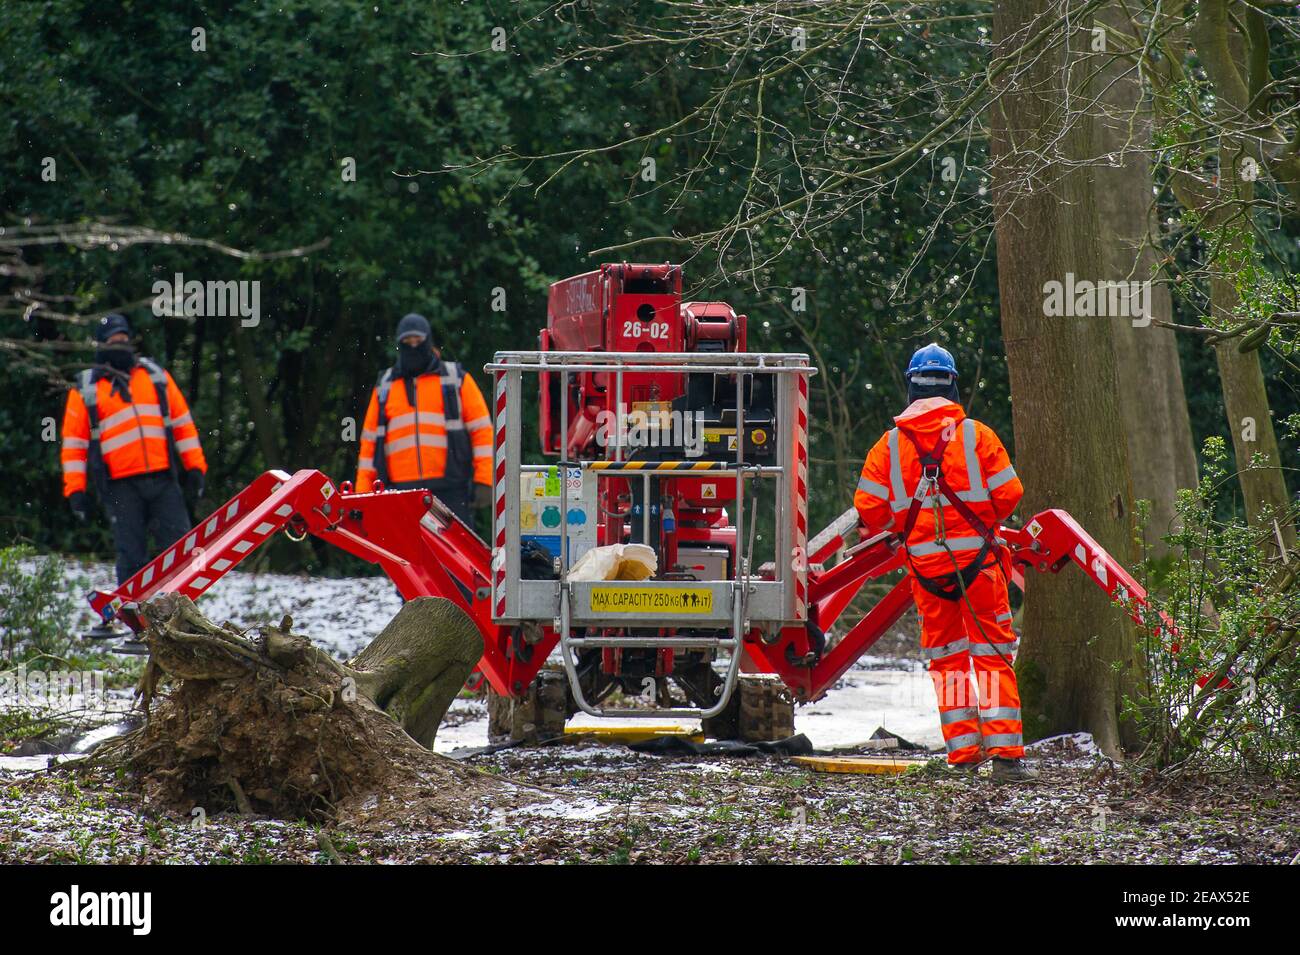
[[486, 349, 815, 719]]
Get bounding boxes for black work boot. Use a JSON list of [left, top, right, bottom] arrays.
[[990, 757, 1040, 785]]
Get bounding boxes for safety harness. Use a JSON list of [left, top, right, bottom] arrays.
[[898, 427, 1001, 601], [372, 359, 472, 491], [77, 357, 179, 498]]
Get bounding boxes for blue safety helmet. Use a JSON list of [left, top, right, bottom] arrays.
[[906, 343, 958, 381]]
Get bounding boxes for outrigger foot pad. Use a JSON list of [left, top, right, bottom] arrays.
[[83, 623, 121, 641], [111, 639, 150, 657]]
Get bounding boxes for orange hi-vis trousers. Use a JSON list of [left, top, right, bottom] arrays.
[[913, 564, 1024, 764]]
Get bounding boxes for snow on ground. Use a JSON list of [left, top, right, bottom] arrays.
[[56, 558, 404, 659], [1028, 733, 1099, 757], [796, 658, 940, 749], [435, 698, 491, 754], [41, 560, 946, 755]]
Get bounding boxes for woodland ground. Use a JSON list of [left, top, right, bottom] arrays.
[[1, 564, 1296, 865], [1, 735, 1296, 864]]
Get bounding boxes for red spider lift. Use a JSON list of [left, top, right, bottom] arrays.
[[86, 263, 1187, 734]]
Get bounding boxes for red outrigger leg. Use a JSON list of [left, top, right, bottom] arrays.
[[746, 507, 1221, 703]]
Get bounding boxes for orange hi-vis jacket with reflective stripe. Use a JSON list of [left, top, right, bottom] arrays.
[[854, 397, 1023, 577], [61, 360, 207, 498], [355, 361, 493, 493]]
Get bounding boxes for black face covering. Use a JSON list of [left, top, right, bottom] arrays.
[[907, 375, 961, 405], [96, 344, 136, 373], [397, 339, 434, 378]]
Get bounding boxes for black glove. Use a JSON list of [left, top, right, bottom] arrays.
[[185, 469, 205, 502], [69, 491, 89, 523], [473, 483, 492, 509]]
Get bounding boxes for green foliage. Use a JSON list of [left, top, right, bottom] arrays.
[[0, 545, 80, 662], [1131, 437, 1300, 774], [0, 0, 1291, 574]]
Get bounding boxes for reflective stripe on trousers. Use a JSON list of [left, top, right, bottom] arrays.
[[940, 706, 978, 726], [945, 732, 982, 754], [914, 567, 1025, 762], [969, 639, 1018, 658], [979, 707, 1021, 722], [921, 637, 969, 660]]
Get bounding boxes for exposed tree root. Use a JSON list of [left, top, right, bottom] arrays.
[[76, 594, 540, 825]]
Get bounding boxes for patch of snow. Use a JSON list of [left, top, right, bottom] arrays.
[[1027, 732, 1097, 754], [52, 559, 402, 659], [509, 796, 612, 821], [850, 653, 926, 673], [434, 715, 489, 754], [797, 669, 944, 749], [71, 720, 136, 753], [0, 755, 60, 774]]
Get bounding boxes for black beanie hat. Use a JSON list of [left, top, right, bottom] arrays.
[[94, 313, 132, 343], [395, 313, 432, 345]]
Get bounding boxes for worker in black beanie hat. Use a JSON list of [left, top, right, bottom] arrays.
[[355, 312, 494, 528], [61, 313, 208, 644]]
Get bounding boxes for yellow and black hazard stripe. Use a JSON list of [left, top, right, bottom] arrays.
[[587, 460, 733, 472]]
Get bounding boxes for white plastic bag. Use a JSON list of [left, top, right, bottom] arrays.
[[567, 542, 658, 581]]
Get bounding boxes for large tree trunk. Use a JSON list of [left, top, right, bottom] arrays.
[[989, 0, 1141, 756], [1187, 4, 1295, 550], [1095, 4, 1198, 553]]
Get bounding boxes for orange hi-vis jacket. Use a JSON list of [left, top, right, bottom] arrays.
[[61, 359, 207, 498], [355, 360, 493, 493], [854, 397, 1023, 576]]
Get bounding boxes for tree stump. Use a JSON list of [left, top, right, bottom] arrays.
[[78, 593, 529, 823], [347, 597, 484, 749]]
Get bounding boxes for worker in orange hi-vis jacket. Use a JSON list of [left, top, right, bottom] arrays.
[[854, 343, 1038, 784], [355, 313, 493, 527], [61, 313, 207, 587]]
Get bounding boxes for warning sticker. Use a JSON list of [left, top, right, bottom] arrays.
[[1027, 519, 1043, 538], [589, 586, 715, 614]]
